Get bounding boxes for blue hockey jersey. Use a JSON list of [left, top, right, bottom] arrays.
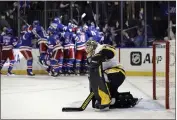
[[32, 25, 48, 44], [49, 22, 67, 33], [19, 31, 34, 51], [75, 32, 87, 50], [63, 32, 75, 49], [87, 29, 103, 43], [0, 34, 18, 50], [48, 34, 63, 52]]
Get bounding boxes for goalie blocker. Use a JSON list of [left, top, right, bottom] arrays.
[[86, 40, 139, 110]]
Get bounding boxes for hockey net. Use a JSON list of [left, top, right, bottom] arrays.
[[152, 40, 176, 109]]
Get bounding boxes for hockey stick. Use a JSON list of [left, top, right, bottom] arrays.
[[88, 2, 97, 26], [18, 16, 30, 26], [18, 16, 42, 39], [62, 92, 94, 112], [114, 26, 138, 32]]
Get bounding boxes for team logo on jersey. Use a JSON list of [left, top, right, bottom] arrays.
[[130, 52, 142, 66]]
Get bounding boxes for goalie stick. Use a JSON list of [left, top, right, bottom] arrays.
[[62, 92, 94, 112], [62, 91, 143, 112]]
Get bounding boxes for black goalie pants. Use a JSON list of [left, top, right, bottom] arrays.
[[105, 67, 126, 98]]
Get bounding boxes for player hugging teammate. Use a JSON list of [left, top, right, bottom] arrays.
[[47, 26, 63, 77], [35, 17, 92, 76], [1, 16, 108, 76], [19, 25, 35, 76]]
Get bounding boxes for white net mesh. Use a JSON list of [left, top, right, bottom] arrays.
[[169, 40, 176, 109], [155, 40, 176, 109]]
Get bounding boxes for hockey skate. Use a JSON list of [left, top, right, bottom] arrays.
[[66, 70, 74, 76], [58, 70, 63, 76], [94, 100, 110, 111], [27, 69, 35, 76], [63, 69, 67, 76], [75, 70, 80, 76], [7, 70, 15, 76], [48, 71, 53, 76], [53, 72, 59, 77], [27, 72, 35, 76], [38, 56, 48, 68], [46, 67, 54, 76]]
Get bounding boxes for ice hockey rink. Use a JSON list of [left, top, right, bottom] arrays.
[[1, 75, 175, 119]]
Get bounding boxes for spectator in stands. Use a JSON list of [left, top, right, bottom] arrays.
[[131, 27, 145, 47], [121, 27, 145, 47], [102, 27, 114, 45], [59, 1, 70, 25], [72, 1, 85, 25], [81, 1, 95, 25], [113, 21, 121, 47], [121, 30, 133, 47], [126, 1, 135, 19], [0, 15, 10, 34], [30, 2, 40, 10], [108, 2, 120, 27], [19, 1, 31, 15]]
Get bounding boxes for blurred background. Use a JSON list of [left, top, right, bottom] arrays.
[[0, 1, 176, 47]]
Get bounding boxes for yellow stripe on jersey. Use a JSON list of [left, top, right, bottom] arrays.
[[104, 68, 126, 76]]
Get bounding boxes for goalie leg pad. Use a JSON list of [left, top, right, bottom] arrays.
[[89, 64, 111, 108]]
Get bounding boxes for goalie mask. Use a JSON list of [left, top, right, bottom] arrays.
[[85, 39, 98, 57]]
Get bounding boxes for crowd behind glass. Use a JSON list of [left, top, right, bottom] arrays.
[[0, 1, 176, 48]]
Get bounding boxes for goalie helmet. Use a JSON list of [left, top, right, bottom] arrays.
[[85, 39, 98, 57]]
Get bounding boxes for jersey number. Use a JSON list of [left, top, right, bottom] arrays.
[[80, 34, 86, 42]]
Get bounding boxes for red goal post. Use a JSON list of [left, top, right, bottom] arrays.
[[152, 40, 176, 109]]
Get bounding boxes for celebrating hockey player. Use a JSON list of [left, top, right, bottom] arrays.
[[47, 27, 64, 77], [62, 31, 75, 74], [32, 20, 49, 67], [0, 28, 18, 75], [19, 25, 35, 76], [85, 39, 139, 110], [74, 27, 88, 75], [49, 17, 67, 33]]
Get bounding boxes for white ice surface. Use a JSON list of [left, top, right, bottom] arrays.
[[1, 75, 176, 119]]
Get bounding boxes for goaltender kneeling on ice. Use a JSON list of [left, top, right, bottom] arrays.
[[86, 39, 142, 110]]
